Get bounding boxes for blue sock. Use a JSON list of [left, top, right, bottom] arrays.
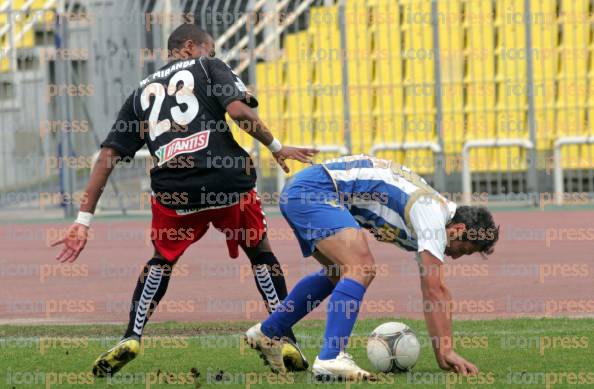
[[261, 270, 335, 338], [318, 278, 366, 360]]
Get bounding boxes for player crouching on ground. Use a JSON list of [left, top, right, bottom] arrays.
[[245, 155, 499, 380]]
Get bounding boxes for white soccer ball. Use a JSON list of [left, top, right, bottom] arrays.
[[366, 322, 421, 372]]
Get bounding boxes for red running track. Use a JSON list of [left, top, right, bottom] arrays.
[[1, 209, 593, 324]]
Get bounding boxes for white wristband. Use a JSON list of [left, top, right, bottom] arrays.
[[75, 211, 93, 227], [266, 138, 282, 153]]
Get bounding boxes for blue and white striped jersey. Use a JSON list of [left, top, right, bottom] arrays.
[[321, 155, 456, 260]]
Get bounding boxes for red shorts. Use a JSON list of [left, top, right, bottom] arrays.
[[150, 190, 267, 262]]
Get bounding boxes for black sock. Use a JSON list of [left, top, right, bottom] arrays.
[[123, 257, 174, 339], [249, 251, 297, 343]]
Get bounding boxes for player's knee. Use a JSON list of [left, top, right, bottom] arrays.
[[361, 262, 377, 285], [353, 254, 376, 286], [248, 250, 278, 267], [247, 251, 285, 279], [146, 256, 176, 278], [153, 249, 179, 265]]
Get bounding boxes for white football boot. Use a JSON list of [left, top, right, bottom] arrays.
[[312, 352, 375, 382], [244, 323, 286, 374]]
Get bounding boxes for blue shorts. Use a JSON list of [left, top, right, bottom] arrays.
[[280, 165, 360, 257]]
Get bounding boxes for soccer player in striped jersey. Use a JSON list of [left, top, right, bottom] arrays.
[[245, 155, 499, 380]]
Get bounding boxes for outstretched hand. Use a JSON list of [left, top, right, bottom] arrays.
[[273, 146, 318, 173], [50, 223, 89, 263]]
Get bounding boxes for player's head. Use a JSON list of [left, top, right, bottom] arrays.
[[167, 24, 215, 60], [444, 206, 499, 259]]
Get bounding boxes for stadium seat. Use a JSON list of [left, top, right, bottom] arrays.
[[386, 0, 435, 175], [31, 0, 56, 28], [0, 11, 8, 72], [0, 0, 57, 73], [587, 10, 594, 169], [12, 0, 35, 49], [283, 32, 316, 172], [530, 0, 558, 151], [556, 0, 591, 169], [369, 0, 405, 158], [235, 0, 594, 180], [436, 0, 465, 166], [345, 1, 373, 87], [255, 61, 285, 129], [345, 5, 375, 159], [254, 61, 286, 176], [310, 8, 346, 161], [463, 0, 499, 172], [309, 6, 338, 36], [493, 0, 529, 172]]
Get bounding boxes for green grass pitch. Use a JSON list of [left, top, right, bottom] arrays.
[[1, 318, 593, 388]]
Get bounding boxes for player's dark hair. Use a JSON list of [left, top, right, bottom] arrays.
[[167, 24, 211, 51], [450, 206, 499, 255]]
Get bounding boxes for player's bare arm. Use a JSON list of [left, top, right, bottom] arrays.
[[419, 250, 478, 375], [226, 100, 318, 173], [50, 146, 122, 263]]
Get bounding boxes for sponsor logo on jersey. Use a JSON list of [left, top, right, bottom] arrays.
[[155, 131, 210, 166]]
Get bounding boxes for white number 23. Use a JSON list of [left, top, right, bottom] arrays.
[[140, 70, 199, 141]]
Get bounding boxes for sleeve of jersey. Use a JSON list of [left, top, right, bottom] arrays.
[[208, 58, 258, 108], [100, 92, 145, 159], [409, 196, 448, 262]]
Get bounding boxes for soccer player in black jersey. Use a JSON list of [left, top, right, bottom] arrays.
[[50, 24, 316, 376]]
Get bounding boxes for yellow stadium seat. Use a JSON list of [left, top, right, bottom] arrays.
[[584, 25, 594, 169], [492, 0, 528, 172], [349, 114, 374, 155], [385, 0, 434, 175], [436, 0, 464, 162], [530, 0, 558, 151], [0, 12, 8, 72], [282, 32, 315, 172], [309, 7, 348, 161], [345, 1, 373, 86], [463, 0, 498, 172], [255, 61, 285, 126], [309, 6, 338, 35], [369, 0, 405, 157], [255, 61, 285, 177], [32, 0, 56, 28], [345, 80, 374, 156], [367, 1, 405, 160], [310, 55, 342, 162], [237, 0, 594, 177], [284, 32, 314, 122], [0, 57, 9, 73], [12, 0, 35, 49], [226, 115, 255, 164], [556, 0, 590, 169]]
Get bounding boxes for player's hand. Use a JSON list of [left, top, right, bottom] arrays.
[[273, 146, 318, 173], [437, 350, 478, 375], [50, 223, 89, 263]]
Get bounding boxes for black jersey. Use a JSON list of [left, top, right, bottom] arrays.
[[101, 57, 259, 210]]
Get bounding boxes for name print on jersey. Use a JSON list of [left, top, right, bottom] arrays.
[[139, 59, 196, 87], [155, 131, 210, 166]]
